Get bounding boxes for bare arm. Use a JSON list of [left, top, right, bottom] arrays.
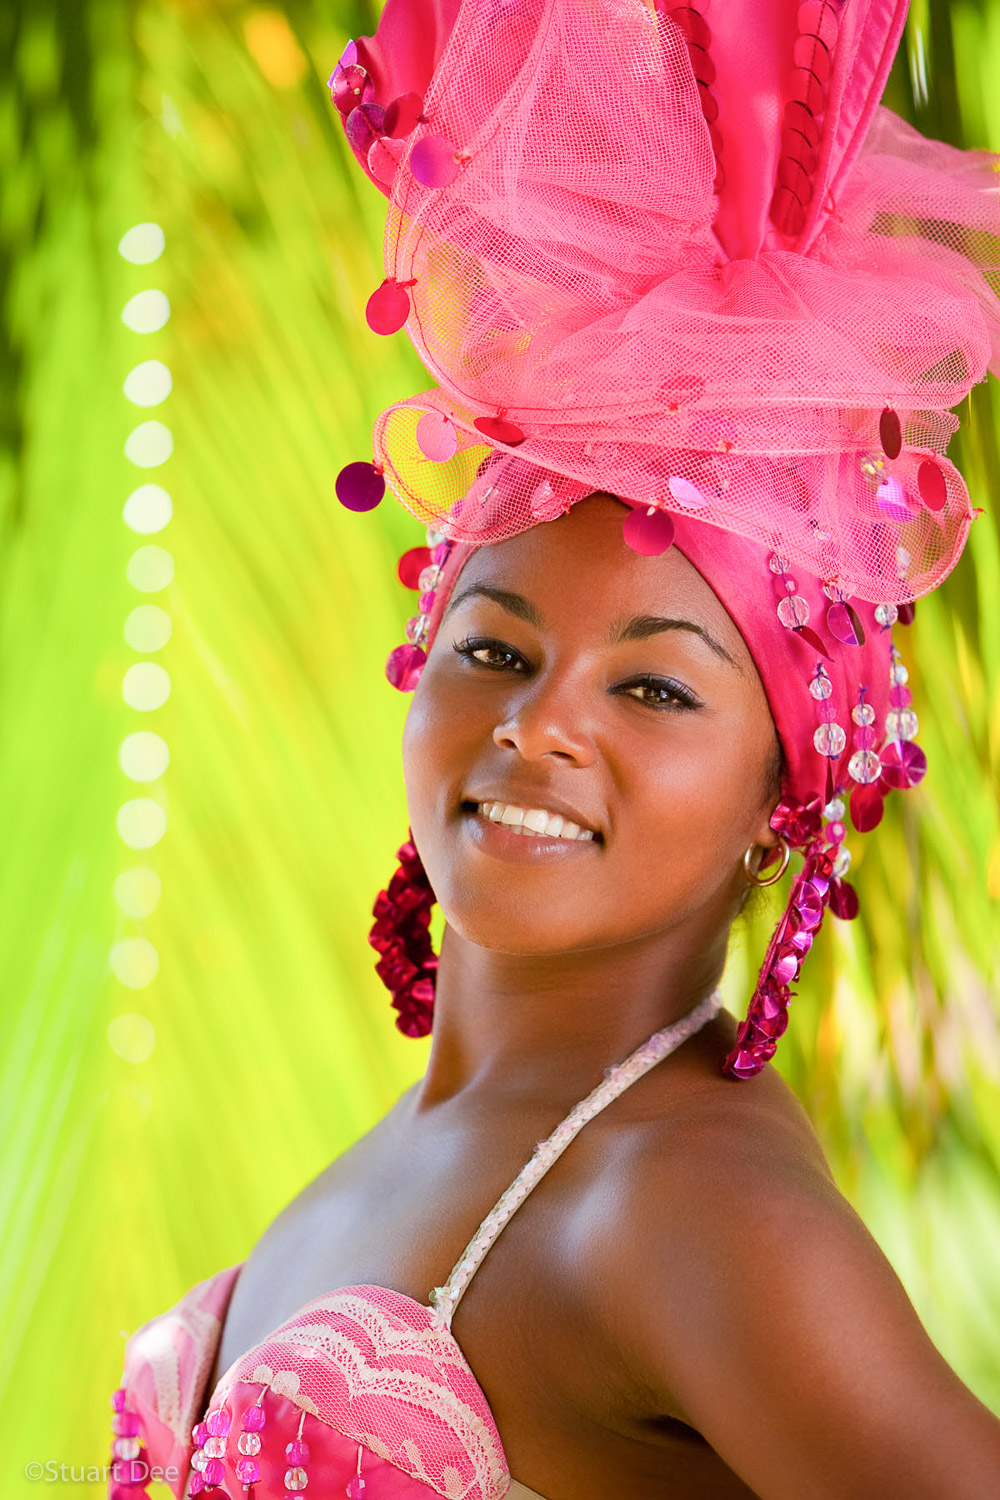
[[609, 1103, 1000, 1499]]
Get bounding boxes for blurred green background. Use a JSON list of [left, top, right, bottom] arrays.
[[1, 0, 998, 1493]]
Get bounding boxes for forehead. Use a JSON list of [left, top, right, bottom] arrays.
[[449, 494, 752, 663]]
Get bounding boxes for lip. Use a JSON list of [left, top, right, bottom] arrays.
[[460, 805, 603, 864], [462, 789, 603, 839]]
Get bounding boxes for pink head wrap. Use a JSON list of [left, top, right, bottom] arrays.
[[412, 496, 900, 1077], [332, 0, 1000, 1073]]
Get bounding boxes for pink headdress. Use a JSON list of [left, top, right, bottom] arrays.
[[332, 0, 1000, 1073]]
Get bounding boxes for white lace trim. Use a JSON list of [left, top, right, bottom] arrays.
[[214, 1289, 508, 1495]]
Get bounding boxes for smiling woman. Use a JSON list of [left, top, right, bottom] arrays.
[[108, 0, 1000, 1497], [403, 498, 780, 982]]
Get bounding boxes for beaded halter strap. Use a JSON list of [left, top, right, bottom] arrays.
[[427, 988, 723, 1331]]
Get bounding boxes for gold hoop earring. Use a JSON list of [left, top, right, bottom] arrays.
[[743, 836, 791, 887]]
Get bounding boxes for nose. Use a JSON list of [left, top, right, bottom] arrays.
[[492, 675, 595, 766]]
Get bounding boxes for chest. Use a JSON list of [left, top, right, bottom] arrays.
[[206, 1095, 756, 1500], [210, 1093, 598, 1396]]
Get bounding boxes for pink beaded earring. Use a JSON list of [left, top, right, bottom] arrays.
[[368, 834, 438, 1037]]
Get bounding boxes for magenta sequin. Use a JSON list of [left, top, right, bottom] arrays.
[[622, 504, 676, 555], [330, 63, 373, 115], [879, 405, 903, 459], [345, 101, 385, 156], [770, 793, 822, 847], [335, 461, 385, 513], [917, 457, 947, 511], [369, 834, 437, 1037], [826, 599, 866, 646], [792, 623, 832, 659], [410, 133, 462, 187], [366, 278, 412, 335], [829, 878, 859, 920], [385, 643, 426, 691], [398, 546, 432, 589], [384, 90, 424, 138], [849, 783, 885, 831], [880, 738, 927, 789], [473, 414, 527, 446]]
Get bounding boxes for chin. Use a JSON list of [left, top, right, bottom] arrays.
[[439, 896, 601, 957]]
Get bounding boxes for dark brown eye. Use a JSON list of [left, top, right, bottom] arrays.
[[619, 675, 700, 710], [453, 636, 529, 671]]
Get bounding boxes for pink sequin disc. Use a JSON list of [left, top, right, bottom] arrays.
[[879, 739, 927, 789], [331, 64, 372, 115], [384, 91, 424, 138], [336, 461, 385, 512], [826, 600, 866, 647], [667, 474, 708, 510], [366, 279, 411, 335], [792, 624, 832, 659], [386, 643, 427, 691], [798, 0, 840, 49], [622, 506, 676, 555], [368, 135, 405, 186], [398, 546, 432, 589], [829, 879, 859, 920], [416, 411, 458, 461], [474, 415, 526, 446], [849, 784, 884, 832], [879, 406, 902, 459], [410, 134, 461, 188], [917, 458, 947, 511]]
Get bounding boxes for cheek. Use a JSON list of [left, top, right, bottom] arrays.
[[628, 713, 771, 871], [400, 669, 477, 840], [400, 685, 440, 821]]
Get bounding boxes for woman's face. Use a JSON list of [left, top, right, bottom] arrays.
[[402, 494, 781, 957]]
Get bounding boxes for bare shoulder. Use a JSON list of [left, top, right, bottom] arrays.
[[577, 1052, 1000, 1499]]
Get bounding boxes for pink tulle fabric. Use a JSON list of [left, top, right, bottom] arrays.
[[344, 0, 1000, 602], [113, 1265, 517, 1500]]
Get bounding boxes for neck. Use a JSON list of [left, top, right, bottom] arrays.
[[412, 922, 730, 1111]]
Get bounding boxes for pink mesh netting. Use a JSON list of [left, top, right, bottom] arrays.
[[344, 0, 1000, 602]]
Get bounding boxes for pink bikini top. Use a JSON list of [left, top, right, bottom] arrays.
[[107, 993, 721, 1500]]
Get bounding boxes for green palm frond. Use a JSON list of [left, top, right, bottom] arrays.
[[1, 5, 999, 1494]]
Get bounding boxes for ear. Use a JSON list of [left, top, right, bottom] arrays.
[[747, 797, 783, 871]]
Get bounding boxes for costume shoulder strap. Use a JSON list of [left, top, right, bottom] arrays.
[[427, 990, 723, 1331]]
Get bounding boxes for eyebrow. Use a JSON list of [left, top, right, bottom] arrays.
[[443, 584, 740, 669], [443, 583, 542, 627], [608, 613, 740, 669]]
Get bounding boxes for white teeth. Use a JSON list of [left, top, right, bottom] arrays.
[[477, 803, 597, 841]]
